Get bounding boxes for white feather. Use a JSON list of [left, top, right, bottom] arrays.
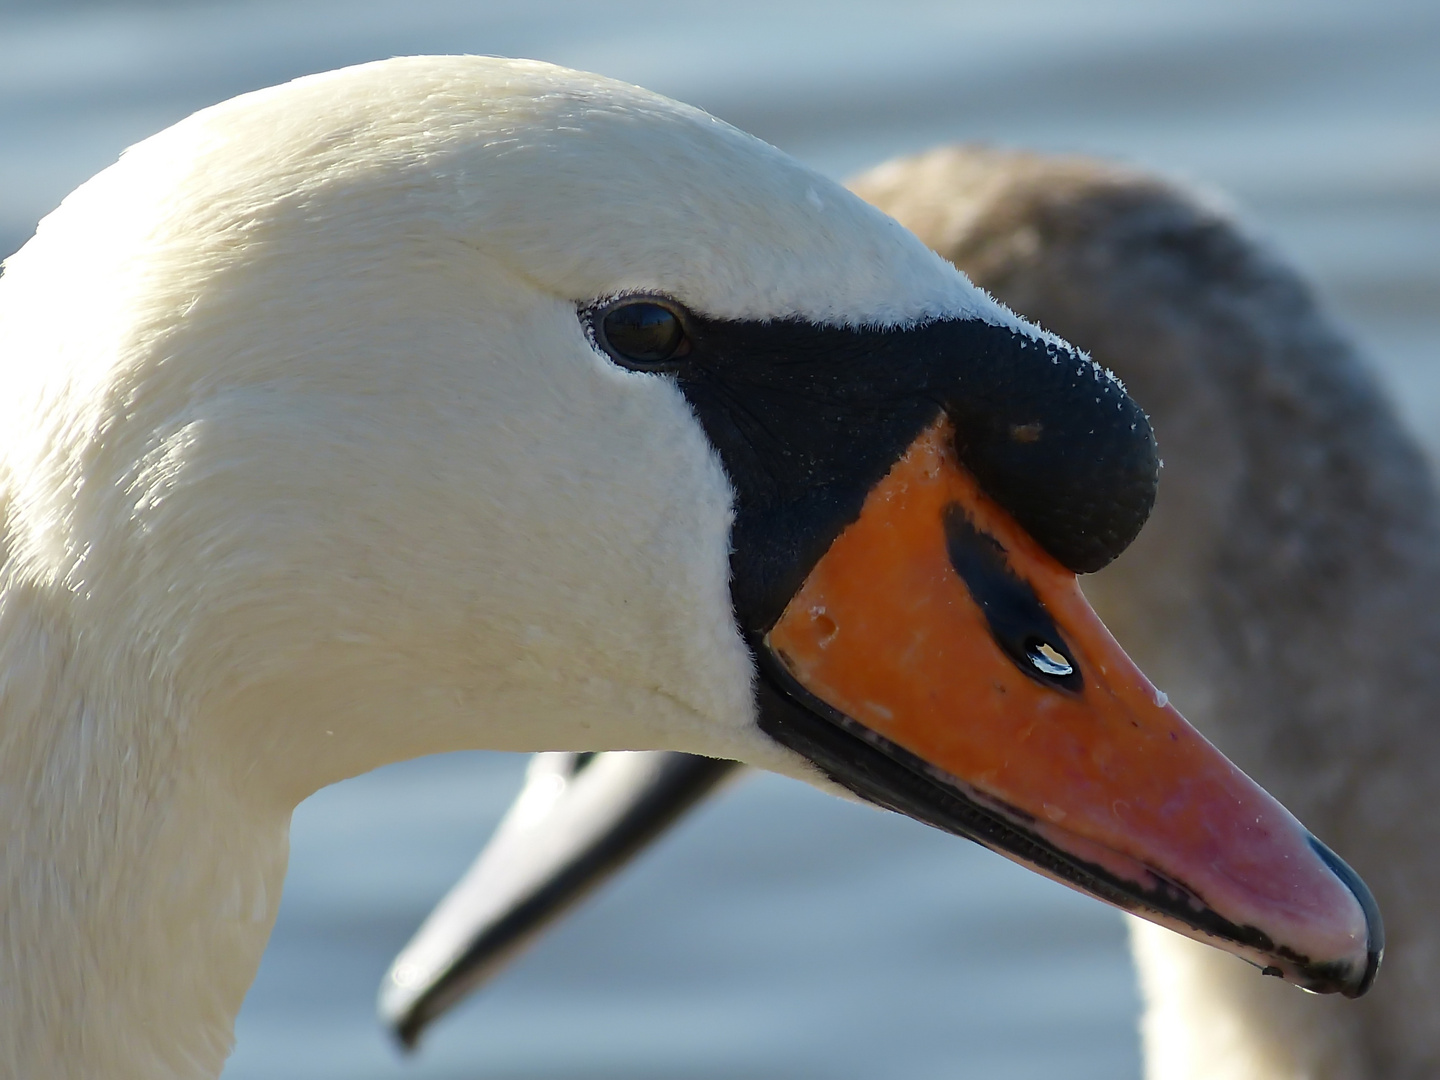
[[0, 56, 1048, 1078]]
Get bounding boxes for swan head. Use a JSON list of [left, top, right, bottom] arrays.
[[0, 54, 1378, 1054]]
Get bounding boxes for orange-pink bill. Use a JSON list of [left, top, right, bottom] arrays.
[[765, 418, 1379, 995]]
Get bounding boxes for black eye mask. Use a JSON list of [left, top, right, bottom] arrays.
[[584, 299, 1159, 635]]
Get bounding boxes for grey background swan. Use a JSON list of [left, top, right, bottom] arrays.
[[854, 146, 1440, 1080]]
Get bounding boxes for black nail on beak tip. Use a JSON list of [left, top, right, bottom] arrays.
[[1307, 833, 1384, 997]]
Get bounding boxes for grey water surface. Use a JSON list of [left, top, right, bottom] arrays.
[[1, 2, 1437, 1077]]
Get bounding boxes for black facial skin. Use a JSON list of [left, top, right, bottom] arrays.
[[942, 504, 1082, 692], [585, 295, 1159, 635]]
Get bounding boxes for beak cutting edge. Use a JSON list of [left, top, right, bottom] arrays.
[[757, 417, 1382, 997]]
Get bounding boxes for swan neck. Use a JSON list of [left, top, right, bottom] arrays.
[[0, 586, 292, 1080]]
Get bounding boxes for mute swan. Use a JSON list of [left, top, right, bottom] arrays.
[[0, 58, 1381, 1079], [384, 147, 1434, 1077]]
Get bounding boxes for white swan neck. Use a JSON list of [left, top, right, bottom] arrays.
[[0, 583, 290, 1080]]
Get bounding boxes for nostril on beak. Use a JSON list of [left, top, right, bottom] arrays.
[[1307, 833, 1384, 997]]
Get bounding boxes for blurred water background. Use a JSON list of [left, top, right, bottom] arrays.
[[1, 1, 1437, 1077]]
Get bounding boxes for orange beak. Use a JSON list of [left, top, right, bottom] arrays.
[[759, 418, 1380, 996]]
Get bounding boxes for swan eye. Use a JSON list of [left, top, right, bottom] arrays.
[[596, 300, 691, 368]]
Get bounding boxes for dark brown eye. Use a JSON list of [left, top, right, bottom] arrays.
[[597, 300, 691, 368]]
